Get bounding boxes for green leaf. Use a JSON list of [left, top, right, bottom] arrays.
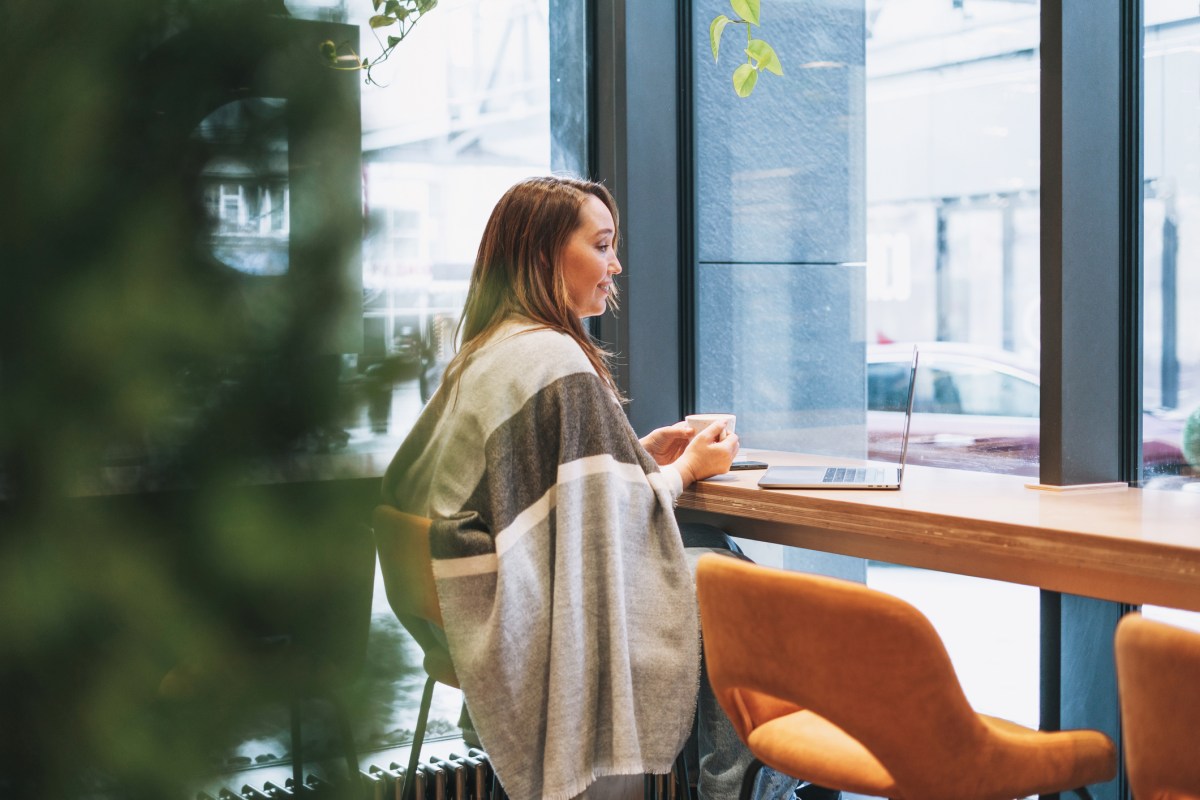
[[386, 0, 401, 14], [730, 0, 759, 26], [709, 15, 731, 62], [372, 0, 384, 10], [369, 14, 397, 28], [387, 35, 401, 47], [416, 0, 438, 12], [732, 63, 758, 97], [746, 39, 783, 75]]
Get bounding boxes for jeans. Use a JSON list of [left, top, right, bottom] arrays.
[[679, 524, 761, 800]]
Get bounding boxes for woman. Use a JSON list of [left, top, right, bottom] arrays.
[[382, 176, 751, 800]]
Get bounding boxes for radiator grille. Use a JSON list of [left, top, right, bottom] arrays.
[[196, 748, 690, 800], [196, 749, 504, 800]]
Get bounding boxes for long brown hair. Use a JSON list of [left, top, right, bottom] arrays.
[[441, 176, 622, 396]]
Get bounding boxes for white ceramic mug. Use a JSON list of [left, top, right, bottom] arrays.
[[685, 413, 736, 440]]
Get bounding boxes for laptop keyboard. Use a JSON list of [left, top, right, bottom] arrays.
[[822, 467, 887, 484]]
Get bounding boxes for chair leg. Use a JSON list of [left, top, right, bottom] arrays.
[[677, 747, 696, 800], [328, 691, 361, 789], [291, 697, 304, 790], [671, 751, 691, 800], [402, 675, 438, 800], [1073, 787, 1096, 800], [738, 759, 766, 800]]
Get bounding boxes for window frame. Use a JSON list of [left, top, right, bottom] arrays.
[[594, 4, 1146, 799]]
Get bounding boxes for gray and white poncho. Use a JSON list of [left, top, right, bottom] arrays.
[[382, 317, 700, 800]]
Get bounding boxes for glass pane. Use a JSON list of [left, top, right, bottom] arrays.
[[253, 0, 572, 769], [866, 0, 1041, 478], [351, 0, 559, 458], [693, 0, 867, 457], [864, 0, 1043, 756], [351, 0, 568, 759], [1142, 2, 1200, 492]]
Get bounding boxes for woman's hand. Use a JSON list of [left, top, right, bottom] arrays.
[[673, 421, 739, 488], [640, 421, 695, 466]]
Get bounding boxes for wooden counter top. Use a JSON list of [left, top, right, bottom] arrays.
[[678, 450, 1200, 611]]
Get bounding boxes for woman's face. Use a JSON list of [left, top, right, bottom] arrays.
[[561, 195, 621, 318]]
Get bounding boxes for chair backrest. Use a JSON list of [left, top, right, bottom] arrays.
[[1115, 613, 1200, 800], [371, 505, 457, 688], [695, 554, 1001, 796]]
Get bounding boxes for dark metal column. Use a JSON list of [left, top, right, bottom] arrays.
[[1040, 1, 1141, 798], [1040, 0, 1141, 488], [591, 0, 686, 433]]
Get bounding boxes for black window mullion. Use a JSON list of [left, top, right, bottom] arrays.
[[1040, 0, 1135, 487], [1119, 0, 1144, 485]]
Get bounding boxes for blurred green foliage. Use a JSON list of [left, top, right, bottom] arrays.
[[0, 1, 410, 796], [1184, 405, 1200, 468]]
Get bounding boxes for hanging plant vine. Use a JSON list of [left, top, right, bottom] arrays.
[[320, 0, 438, 86], [709, 0, 783, 97]]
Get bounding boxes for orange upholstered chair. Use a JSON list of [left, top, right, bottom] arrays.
[[1115, 612, 1200, 800], [372, 506, 458, 800], [695, 554, 1116, 800]]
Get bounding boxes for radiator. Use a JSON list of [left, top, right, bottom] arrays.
[[197, 748, 508, 800], [197, 750, 689, 800]]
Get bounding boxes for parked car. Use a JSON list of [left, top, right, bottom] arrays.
[[867, 342, 1189, 478]]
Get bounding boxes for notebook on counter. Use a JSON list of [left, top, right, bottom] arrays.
[[757, 347, 918, 490]]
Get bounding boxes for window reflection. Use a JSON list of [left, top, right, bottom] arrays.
[[196, 99, 291, 276]]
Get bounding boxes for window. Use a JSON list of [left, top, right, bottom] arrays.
[[866, 0, 1042, 478], [1141, 2, 1200, 491], [191, 0, 587, 771], [346, 0, 570, 458], [1138, 0, 1200, 633], [691, 0, 866, 459], [861, 0, 1042, 745], [321, 0, 582, 763]]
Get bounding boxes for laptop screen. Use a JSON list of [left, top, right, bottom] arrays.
[[896, 347, 920, 480]]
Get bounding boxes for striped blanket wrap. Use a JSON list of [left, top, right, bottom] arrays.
[[383, 319, 700, 800]]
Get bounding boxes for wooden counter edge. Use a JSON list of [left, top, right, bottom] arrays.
[[678, 480, 1200, 613]]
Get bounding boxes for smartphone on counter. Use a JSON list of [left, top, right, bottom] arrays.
[[730, 460, 769, 470]]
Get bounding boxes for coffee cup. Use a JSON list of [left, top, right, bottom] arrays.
[[685, 413, 736, 441]]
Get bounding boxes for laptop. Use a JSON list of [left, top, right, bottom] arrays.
[[757, 347, 919, 490]]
